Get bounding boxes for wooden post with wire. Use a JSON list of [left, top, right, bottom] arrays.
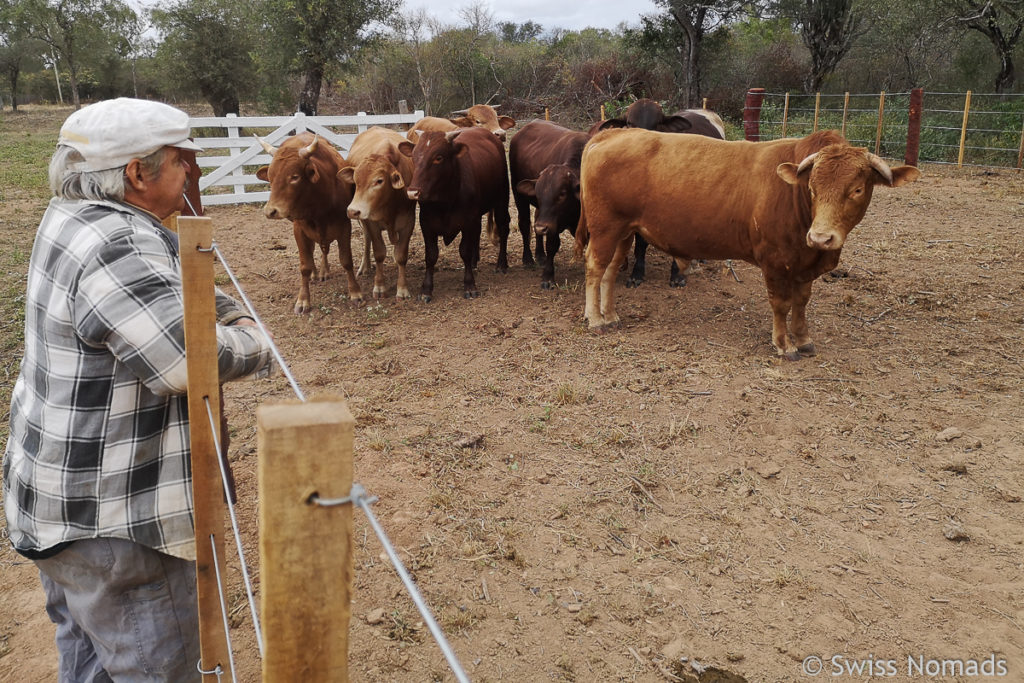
[[958, 90, 972, 168], [781, 92, 790, 138], [259, 397, 354, 681], [179, 216, 234, 682], [875, 91, 886, 155], [842, 92, 850, 139], [813, 92, 821, 132]]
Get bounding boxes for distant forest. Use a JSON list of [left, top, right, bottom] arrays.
[[2, 0, 1022, 124]]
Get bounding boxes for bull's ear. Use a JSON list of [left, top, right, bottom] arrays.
[[499, 116, 516, 130], [888, 165, 921, 187], [306, 161, 321, 184], [256, 166, 270, 182], [337, 166, 355, 186], [571, 172, 581, 200], [657, 115, 692, 133], [777, 163, 803, 185], [390, 170, 405, 189], [516, 179, 537, 197], [598, 118, 627, 131], [450, 116, 473, 127], [398, 140, 415, 157]]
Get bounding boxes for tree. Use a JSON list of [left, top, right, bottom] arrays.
[[264, 0, 400, 115], [774, 0, 865, 92], [151, 0, 258, 115], [20, 0, 132, 108], [639, 0, 760, 107], [940, 0, 1023, 92], [0, 1, 46, 110], [498, 20, 543, 44]]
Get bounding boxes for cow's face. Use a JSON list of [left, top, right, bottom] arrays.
[[339, 153, 404, 221], [256, 134, 331, 221], [400, 131, 462, 202], [518, 164, 580, 235], [451, 104, 516, 141], [778, 145, 921, 250]]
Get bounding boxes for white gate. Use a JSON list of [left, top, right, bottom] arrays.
[[188, 110, 424, 206]]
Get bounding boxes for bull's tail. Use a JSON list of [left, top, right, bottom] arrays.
[[486, 211, 499, 247], [573, 208, 589, 263]]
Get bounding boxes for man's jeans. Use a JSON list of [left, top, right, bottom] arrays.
[[35, 538, 200, 682]]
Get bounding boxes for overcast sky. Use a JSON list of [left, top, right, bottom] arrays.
[[400, 0, 660, 32]]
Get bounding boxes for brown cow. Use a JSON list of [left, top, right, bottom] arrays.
[[575, 129, 921, 359], [256, 133, 359, 313], [406, 105, 516, 143], [337, 127, 416, 299], [398, 127, 512, 302], [508, 120, 589, 288]]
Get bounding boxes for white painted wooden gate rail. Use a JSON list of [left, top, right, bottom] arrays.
[[188, 110, 425, 206]]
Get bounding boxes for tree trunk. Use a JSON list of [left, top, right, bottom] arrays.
[[299, 64, 324, 116], [994, 54, 1015, 93], [7, 66, 19, 112]]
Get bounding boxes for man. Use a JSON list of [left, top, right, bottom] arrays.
[[3, 98, 276, 681]]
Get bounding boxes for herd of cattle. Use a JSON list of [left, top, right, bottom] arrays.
[[254, 100, 920, 360]]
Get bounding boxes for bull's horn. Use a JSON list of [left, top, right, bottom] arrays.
[[867, 153, 893, 184], [451, 108, 468, 116], [298, 134, 319, 159], [255, 135, 278, 156], [795, 152, 819, 175], [445, 130, 463, 142]]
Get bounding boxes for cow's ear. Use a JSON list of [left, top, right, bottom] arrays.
[[776, 163, 803, 185], [337, 166, 355, 186], [306, 160, 322, 184], [888, 165, 921, 187], [499, 116, 516, 131], [390, 170, 405, 189], [256, 166, 270, 182], [398, 140, 415, 157], [450, 116, 473, 128], [658, 115, 692, 133], [598, 118, 627, 131], [571, 173, 581, 200], [516, 179, 537, 197]]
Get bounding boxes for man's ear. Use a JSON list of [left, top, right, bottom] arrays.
[[124, 158, 147, 192]]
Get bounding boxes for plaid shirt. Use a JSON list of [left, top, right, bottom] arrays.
[[3, 198, 274, 561]]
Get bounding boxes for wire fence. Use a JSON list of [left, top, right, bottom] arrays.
[[743, 89, 1024, 170]]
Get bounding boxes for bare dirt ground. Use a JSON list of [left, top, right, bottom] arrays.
[[2, 158, 1023, 682]]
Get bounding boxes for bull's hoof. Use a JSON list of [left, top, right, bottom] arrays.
[[419, 294, 432, 303], [783, 350, 802, 361], [349, 293, 364, 303], [797, 342, 817, 356], [294, 301, 311, 315], [541, 280, 554, 290], [395, 289, 411, 300], [669, 275, 688, 288], [495, 264, 509, 274], [625, 277, 643, 288], [464, 290, 480, 299], [373, 289, 385, 299], [523, 258, 537, 269]]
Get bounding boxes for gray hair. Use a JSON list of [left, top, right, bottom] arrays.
[[48, 145, 166, 201]]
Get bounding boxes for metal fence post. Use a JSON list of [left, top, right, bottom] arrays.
[[744, 88, 766, 141]]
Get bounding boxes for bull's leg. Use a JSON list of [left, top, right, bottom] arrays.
[[765, 276, 800, 360], [790, 280, 816, 356], [494, 202, 511, 273], [669, 258, 686, 288], [514, 193, 536, 268], [599, 237, 631, 327], [366, 223, 388, 299], [393, 211, 415, 300], [540, 231, 561, 290], [583, 245, 607, 328], [293, 222, 316, 314], [460, 226, 482, 299], [534, 230, 546, 266], [335, 223, 362, 303], [626, 234, 648, 288], [420, 232, 439, 303], [318, 242, 331, 281]]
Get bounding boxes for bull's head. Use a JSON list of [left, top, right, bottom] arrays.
[[398, 131, 465, 203], [517, 163, 581, 236], [338, 152, 406, 221], [777, 145, 921, 250], [450, 104, 516, 141], [255, 134, 329, 221]]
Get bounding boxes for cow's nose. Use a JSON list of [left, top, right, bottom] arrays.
[[807, 231, 836, 249], [495, 131, 506, 141], [534, 223, 552, 236], [348, 208, 361, 219], [407, 189, 420, 201], [263, 205, 278, 219]]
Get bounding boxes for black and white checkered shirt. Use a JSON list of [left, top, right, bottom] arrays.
[[4, 198, 274, 560]]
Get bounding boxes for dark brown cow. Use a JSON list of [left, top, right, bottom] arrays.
[[406, 105, 516, 143], [508, 120, 589, 288], [256, 133, 358, 314], [596, 100, 727, 287], [338, 126, 416, 299], [575, 129, 921, 359], [398, 127, 512, 302]]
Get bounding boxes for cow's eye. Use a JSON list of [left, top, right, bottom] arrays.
[[850, 186, 864, 198], [374, 177, 384, 186], [433, 155, 443, 164], [289, 174, 300, 183]]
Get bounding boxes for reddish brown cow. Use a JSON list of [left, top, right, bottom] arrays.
[[256, 133, 358, 313], [575, 129, 921, 359], [508, 120, 589, 288], [338, 126, 416, 299], [398, 127, 512, 302], [406, 105, 516, 143]]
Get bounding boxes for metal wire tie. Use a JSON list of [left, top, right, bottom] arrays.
[[310, 483, 378, 508]]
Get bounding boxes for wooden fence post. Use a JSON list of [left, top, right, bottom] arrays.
[[743, 88, 766, 141], [781, 92, 790, 138], [842, 92, 850, 138], [958, 91, 972, 168], [1017, 117, 1024, 170], [259, 397, 354, 682], [178, 216, 234, 682], [875, 91, 886, 155], [905, 88, 923, 167], [813, 92, 821, 132]]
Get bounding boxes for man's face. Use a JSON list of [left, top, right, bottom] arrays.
[[140, 146, 190, 219]]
